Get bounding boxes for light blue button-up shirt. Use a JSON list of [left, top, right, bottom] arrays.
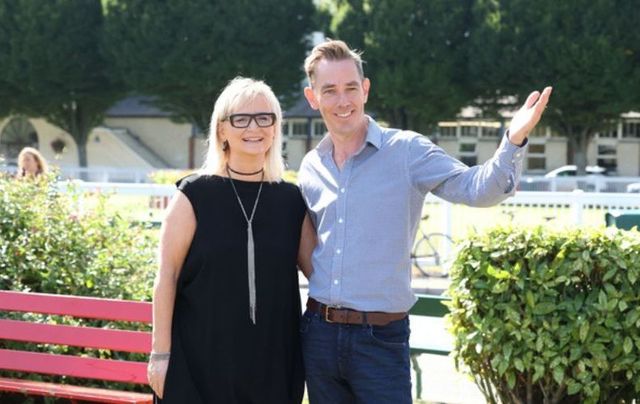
[[298, 117, 527, 312]]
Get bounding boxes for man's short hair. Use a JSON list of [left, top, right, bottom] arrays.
[[304, 40, 364, 87]]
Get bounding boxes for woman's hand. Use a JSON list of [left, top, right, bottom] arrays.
[[147, 355, 170, 398]]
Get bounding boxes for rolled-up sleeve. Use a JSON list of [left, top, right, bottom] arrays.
[[407, 132, 527, 207]]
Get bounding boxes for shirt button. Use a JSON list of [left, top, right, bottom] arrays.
[[340, 188, 346, 193], [336, 249, 342, 254], [333, 279, 339, 285], [338, 218, 344, 223]]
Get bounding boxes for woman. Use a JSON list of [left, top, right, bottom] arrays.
[[147, 77, 315, 403], [17, 147, 48, 178]]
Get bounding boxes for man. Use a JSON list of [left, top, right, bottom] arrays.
[[297, 39, 552, 403]]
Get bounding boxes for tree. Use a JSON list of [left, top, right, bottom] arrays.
[[328, 0, 473, 131], [469, 0, 640, 173], [103, 0, 316, 133], [0, 0, 123, 168]]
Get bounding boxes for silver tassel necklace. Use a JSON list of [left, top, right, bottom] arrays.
[[226, 165, 264, 325]]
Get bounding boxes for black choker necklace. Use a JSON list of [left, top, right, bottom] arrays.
[[226, 165, 264, 176]]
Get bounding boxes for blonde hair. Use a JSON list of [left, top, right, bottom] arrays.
[[304, 39, 365, 87], [200, 77, 284, 182], [17, 147, 48, 177]]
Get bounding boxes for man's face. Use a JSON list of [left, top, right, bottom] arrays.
[[304, 59, 370, 139]]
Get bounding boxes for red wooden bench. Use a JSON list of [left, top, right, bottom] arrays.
[[0, 290, 153, 403]]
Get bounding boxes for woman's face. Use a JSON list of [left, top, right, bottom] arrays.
[[220, 95, 276, 159], [21, 153, 39, 175]]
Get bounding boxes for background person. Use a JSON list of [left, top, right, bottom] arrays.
[[147, 77, 315, 403], [17, 147, 48, 178]]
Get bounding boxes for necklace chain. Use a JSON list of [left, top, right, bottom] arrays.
[[226, 166, 264, 224]]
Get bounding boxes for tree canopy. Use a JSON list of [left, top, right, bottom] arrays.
[[327, 0, 472, 132], [468, 0, 640, 171], [103, 0, 315, 132], [0, 0, 122, 167]]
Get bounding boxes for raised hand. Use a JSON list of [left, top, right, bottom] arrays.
[[508, 86, 553, 145]]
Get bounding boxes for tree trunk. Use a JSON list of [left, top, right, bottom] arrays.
[[567, 128, 590, 176]]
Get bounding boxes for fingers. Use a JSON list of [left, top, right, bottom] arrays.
[[524, 91, 541, 109], [524, 86, 553, 111]]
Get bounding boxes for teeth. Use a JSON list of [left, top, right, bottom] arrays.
[[337, 111, 352, 118]]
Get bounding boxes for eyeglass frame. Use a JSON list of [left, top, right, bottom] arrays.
[[223, 112, 277, 128]]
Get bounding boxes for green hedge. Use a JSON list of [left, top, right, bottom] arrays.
[[0, 173, 156, 298], [0, 173, 157, 396], [448, 226, 640, 403]]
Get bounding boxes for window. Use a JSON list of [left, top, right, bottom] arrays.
[[0, 116, 38, 163], [623, 121, 640, 138], [438, 124, 457, 137], [481, 126, 500, 137], [597, 144, 617, 171], [291, 121, 308, 136], [460, 124, 478, 137], [529, 126, 547, 137], [458, 142, 477, 166], [312, 120, 326, 137], [281, 121, 290, 136], [527, 143, 546, 171]]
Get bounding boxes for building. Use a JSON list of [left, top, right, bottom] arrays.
[[2, 97, 638, 179]]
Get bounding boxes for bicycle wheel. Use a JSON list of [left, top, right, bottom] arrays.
[[412, 233, 455, 277]]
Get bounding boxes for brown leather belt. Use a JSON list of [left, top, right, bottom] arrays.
[[306, 297, 407, 326]]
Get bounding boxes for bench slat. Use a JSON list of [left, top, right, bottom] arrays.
[[0, 290, 151, 323], [0, 349, 147, 384], [0, 377, 152, 403], [0, 319, 151, 353]]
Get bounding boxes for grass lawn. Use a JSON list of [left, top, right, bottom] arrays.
[[88, 193, 614, 237]]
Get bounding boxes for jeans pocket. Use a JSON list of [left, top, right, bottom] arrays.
[[367, 318, 409, 347]]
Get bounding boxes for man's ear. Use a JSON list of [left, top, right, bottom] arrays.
[[362, 78, 371, 104], [304, 86, 319, 110]]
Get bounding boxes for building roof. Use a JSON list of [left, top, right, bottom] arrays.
[[106, 96, 172, 118], [283, 96, 321, 119]]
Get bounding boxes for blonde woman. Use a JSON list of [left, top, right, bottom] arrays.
[[147, 77, 314, 403], [17, 147, 48, 178]]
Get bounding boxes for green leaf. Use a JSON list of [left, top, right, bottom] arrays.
[[567, 380, 582, 395], [552, 366, 565, 384], [487, 264, 512, 280], [619, 300, 628, 311], [602, 268, 617, 281], [514, 358, 524, 372], [579, 322, 589, 342], [506, 371, 516, 389], [623, 337, 633, 354], [533, 302, 556, 315]]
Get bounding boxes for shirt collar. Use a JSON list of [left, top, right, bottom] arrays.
[[316, 115, 383, 157]]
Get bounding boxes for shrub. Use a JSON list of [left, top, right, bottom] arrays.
[[448, 226, 640, 403], [148, 169, 194, 185], [0, 173, 156, 298], [0, 173, 157, 394]]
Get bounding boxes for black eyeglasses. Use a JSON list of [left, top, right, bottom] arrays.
[[224, 113, 277, 128]]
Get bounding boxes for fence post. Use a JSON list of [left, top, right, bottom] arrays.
[[571, 189, 584, 225]]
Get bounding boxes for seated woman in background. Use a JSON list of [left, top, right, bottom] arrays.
[[147, 77, 315, 403], [17, 147, 48, 178]]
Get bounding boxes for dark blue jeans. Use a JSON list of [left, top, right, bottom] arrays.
[[300, 310, 412, 404]]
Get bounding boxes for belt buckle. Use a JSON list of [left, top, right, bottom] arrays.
[[323, 305, 334, 323]]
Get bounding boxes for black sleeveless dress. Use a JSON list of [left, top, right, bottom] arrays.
[[160, 174, 305, 403]]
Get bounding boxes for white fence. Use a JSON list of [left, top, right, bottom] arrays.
[[62, 181, 640, 236], [520, 175, 640, 193]]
